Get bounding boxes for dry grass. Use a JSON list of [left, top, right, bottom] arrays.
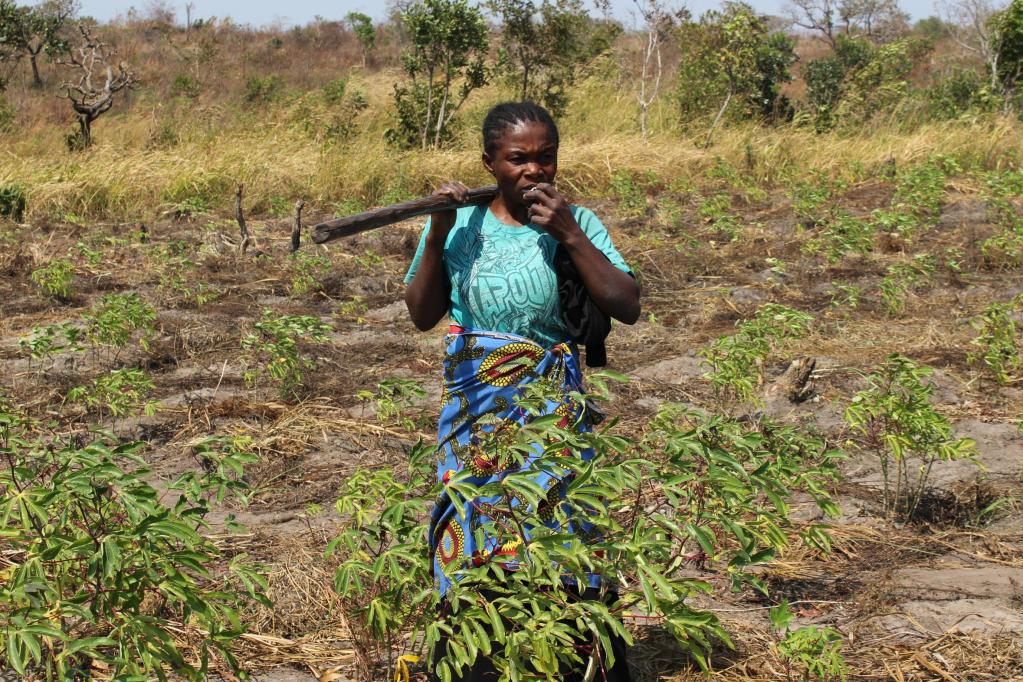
[[3, 59, 1023, 224]]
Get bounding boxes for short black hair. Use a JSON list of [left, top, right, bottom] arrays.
[[482, 101, 559, 156]]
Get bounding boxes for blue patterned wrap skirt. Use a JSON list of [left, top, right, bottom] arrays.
[[428, 328, 598, 597]]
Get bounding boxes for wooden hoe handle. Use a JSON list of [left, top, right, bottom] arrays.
[[311, 185, 499, 244]]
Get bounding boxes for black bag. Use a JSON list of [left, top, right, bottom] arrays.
[[554, 243, 611, 367]]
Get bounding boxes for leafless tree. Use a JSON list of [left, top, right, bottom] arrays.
[[633, 0, 684, 137], [937, 0, 1005, 91], [840, 0, 909, 41], [786, 0, 840, 45], [57, 24, 137, 148]]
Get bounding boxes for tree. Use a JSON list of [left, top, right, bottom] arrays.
[[839, 0, 909, 42], [786, 0, 840, 45], [991, 0, 1023, 104], [0, 0, 76, 87], [632, 0, 686, 137], [676, 3, 794, 146], [487, 0, 605, 116], [346, 11, 375, 66], [787, 0, 908, 44], [937, 0, 1003, 91], [389, 0, 489, 149], [57, 23, 137, 149]]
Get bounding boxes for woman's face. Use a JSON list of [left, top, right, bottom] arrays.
[[483, 120, 559, 209]]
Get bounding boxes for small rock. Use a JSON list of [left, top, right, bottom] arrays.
[[728, 286, 766, 306]]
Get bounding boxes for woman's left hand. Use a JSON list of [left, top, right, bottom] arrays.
[[525, 183, 584, 244]]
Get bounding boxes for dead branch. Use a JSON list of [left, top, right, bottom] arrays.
[[292, 200, 304, 253], [236, 184, 251, 255]]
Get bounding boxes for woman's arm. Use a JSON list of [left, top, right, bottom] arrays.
[[404, 181, 469, 331], [525, 184, 641, 324]]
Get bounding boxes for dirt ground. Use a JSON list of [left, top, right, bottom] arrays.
[[1, 172, 1022, 681]]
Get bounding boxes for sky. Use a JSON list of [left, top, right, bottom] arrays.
[[76, 0, 944, 30]]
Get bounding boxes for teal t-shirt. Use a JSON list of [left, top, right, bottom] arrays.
[[404, 205, 630, 348]]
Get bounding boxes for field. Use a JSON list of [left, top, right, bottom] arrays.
[[2, 7, 1023, 679]]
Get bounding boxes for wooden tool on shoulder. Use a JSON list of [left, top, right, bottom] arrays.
[[311, 185, 498, 244]]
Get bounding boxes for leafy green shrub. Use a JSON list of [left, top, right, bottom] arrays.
[[83, 292, 157, 353], [66, 367, 157, 421], [170, 73, 202, 99], [698, 192, 743, 238], [329, 382, 839, 680], [827, 282, 863, 310], [891, 158, 950, 228], [0, 184, 26, 222], [244, 74, 283, 103], [700, 304, 814, 406], [926, 68, 990, 119], [979, 169, 1023, 269], [770, 601, 847, 681], [844, 354, 977, 520], [30, 258, 75, 300], [981, 228, 1023, 269], [288, 79, 369, 147], [241, 310, 333, 396], [0, 411, 267, 679], [967, 299, 1022, 384]]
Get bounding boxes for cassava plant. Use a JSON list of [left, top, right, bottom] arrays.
[[329, 376, 839, 681], [700, 304, 814, 407], [0, 400, 268, 679], [844, 354, 977, 520], [65, 367, 157, 422], [967, 298, 1022, 384], [769, 600, 847, 682], [357, 378, 427, 431], [19, 322, 83, 367], [83, 292, 157, 354], [29, 257, 75, 300], [240, 310, 333, 397]]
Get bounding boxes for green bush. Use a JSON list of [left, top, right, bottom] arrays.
[[329, 380, 839, 680], [171, 73, 202, 99], [926, 68, 990, 119], [0, 184, 24, 222], [770, 601, 847, 681], [66, 367, 157, 421], [244, 74, 283, 103], [879, 255, 936, 316], [0, 404, 267, 679]]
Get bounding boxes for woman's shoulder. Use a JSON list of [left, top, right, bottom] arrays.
[[568, 204, 609, 234]]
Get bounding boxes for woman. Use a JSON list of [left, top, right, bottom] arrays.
[[404, 101, 640, 681]]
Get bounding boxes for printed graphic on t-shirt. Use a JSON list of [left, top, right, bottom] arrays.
[[455, 227, 559, 339]]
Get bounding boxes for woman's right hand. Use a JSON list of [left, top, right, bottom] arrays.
[[427, 181, 469, 245]]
